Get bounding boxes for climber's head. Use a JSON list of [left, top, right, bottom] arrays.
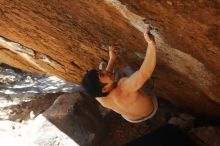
[[81, 69, 115, 98]]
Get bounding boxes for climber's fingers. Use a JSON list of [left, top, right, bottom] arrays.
[[144, 24, 151, 34], [143, 25, 155, 43], [108, 46, 119, 59]]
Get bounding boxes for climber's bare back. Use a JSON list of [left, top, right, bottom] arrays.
[[96, 77, 154, 121]]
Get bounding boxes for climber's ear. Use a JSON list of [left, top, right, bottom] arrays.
[[102, 84, 110, 93]]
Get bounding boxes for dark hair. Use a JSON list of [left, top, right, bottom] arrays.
[[81, 69, 108, 98]]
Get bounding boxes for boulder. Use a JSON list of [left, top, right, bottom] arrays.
[[30, 93, 106, 146]]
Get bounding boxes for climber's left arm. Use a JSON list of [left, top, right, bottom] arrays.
[[105, 47, 118, 73]]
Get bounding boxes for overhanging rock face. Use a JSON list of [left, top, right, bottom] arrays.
[[0, 0, 219, 118]]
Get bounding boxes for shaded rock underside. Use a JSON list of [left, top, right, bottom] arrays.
[[0, 0, 219, 118]]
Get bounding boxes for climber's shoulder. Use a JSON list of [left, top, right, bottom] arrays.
[[116, 77, 131, 94]]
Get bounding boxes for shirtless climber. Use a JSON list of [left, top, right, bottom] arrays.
[[82, 26, 158, 123]]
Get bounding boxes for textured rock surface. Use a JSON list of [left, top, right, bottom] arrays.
[[0, 0, 219, 118], [117, 0, 220, 117]]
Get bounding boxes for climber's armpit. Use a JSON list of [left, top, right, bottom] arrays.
[[119, 70, 151, 93]]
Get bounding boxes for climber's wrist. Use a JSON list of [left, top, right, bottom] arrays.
[[147, 40, 156, 47]]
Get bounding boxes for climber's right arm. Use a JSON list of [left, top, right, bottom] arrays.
[[119, 27, 156, 93]]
